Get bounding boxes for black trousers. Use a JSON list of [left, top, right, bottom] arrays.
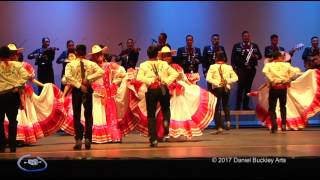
[[235, 67, 256, 109], [213, 87, 231, 129], [145, 86, 170, 142], [37, 65, 55, 94], [0, 92, 20, 149], [268, 88, 287, 131], [207, 82, 214, 93], [72, 87, 93, 141], [60, 64, 67, 91]]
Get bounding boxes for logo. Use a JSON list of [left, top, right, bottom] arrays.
[[17, 154, 48, 172]]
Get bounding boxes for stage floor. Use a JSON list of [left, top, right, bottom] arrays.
[[1, 128, 320, 160]]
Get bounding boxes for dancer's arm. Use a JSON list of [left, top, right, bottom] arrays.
[[32, 79, 45, 87], [162, 63, 179, 85], [227, 66, 238, 84], [136, 63, 155, 85], [206, 65, 220, 87], [63, 84, 72, 97], [113, 66, 126, 86]]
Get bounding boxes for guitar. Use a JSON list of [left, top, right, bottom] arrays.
[[264, 43, 304, 64]]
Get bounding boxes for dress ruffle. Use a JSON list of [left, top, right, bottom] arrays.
[[4, 83, 65, 144], [128, 64, 216, 139], [255, 69, 320, 130]]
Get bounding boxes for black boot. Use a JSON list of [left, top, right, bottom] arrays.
[[226, 121, 231, 130], [73, 140, 82, 150], [150, 140, 158, 147], [85, 139, 91, 150], [10, 147, 16, 153], [162, 135, 170, 142]]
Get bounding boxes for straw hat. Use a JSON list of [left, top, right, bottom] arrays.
[[89, 45, 108, 55], [158, 46, 177, 56], [7, 43, 24, 52]]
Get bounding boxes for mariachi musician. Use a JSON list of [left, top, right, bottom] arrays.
[[264, 34, 302, 64], [116, 38, 140, 70], [28, 37, 59, 94], [202, 34, 227, 92], [302, 36, 319, 69], [231, 31, 262, 110], [177, 35, 202, 83]]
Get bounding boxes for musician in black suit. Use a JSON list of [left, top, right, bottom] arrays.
[[56, 40, 75, 91], [156, 32, 171, 51], [231, 31, 262, 110], [177, 35, 202, 74], [27, 37, 57, 94], [264, 34, 297, 63], [302, 36, 319, 69], [116, 38, 140, 70], [202, 34, 227, 92]]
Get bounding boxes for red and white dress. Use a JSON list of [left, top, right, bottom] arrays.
[[60, 62, 138, 143], [4, 62, 65, 144], [128, 64, 217, 139], [251, 69, 320, 130]]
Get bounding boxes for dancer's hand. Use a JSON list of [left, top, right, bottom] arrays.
[[154, 76, 160, 84], [82, 79, 90, 86], [80, 85, 88, 93]]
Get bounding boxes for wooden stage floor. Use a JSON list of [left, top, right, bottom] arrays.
[[1, 128, 320, 160]]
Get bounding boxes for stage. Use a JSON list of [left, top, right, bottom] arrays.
[[1, 128, 320, 160], [1, 128, 320, 179]]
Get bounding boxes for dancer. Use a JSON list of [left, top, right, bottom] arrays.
[[0, 46, 33, 152], [64, 44, 104, 150], [206, 53, 238, 134], [262, 51, 302, 133], [89, 45, 126, 143], [5, 44, 65, 145], [60, 49, 138, 142], [136, 45, 179, 147], [249, 70, 320, 131], [131, 46, 216, 140]]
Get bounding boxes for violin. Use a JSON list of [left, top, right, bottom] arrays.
[[45, 47, 60, 51]]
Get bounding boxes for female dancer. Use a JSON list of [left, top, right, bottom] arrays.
[[5, 44, 65, 144], [129, 46, 217, 140], [61, 45, 138, 143]]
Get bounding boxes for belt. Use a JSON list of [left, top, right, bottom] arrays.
[[0, 87, 19, 95], [149, 82, 161, 89], [271, 84, 289, 89]]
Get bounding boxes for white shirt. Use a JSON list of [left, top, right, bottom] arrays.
[[64, 58, 105, 88], [0, 61, 33, 92], [262, 61, 301, 85], [136, 60, 179, 86], [206, 63, 238, 89]]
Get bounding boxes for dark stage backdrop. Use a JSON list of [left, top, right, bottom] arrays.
[[1, 1, 319, 126]]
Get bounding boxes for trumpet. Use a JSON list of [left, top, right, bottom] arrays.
[[244, 46, 253, 66]]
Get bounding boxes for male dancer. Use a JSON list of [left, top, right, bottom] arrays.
[[206, 53, 238, 134], [262, 51, 301, 133], [136, 45, 179, 147], [64, 44, 104, 150], [0, 46, 32, 152]]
